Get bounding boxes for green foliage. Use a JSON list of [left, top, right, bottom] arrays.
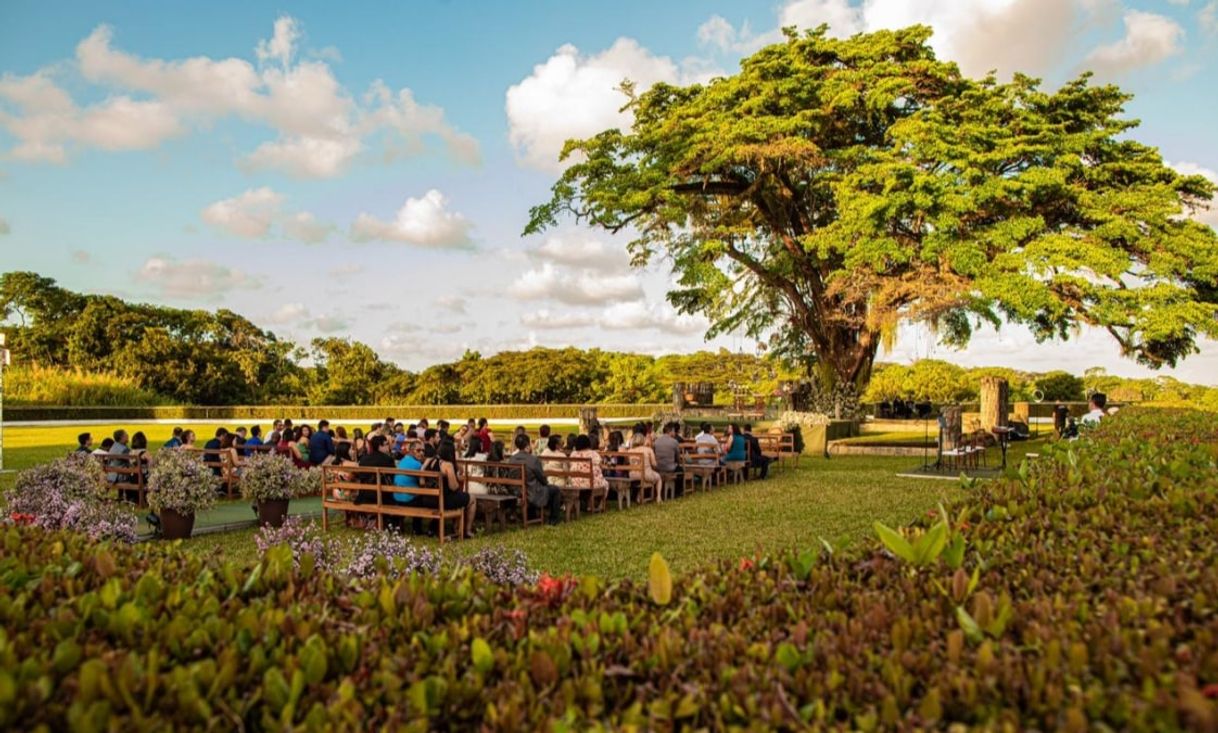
[[3, 409, 1216, 729], [527, 26, 1218, 403], [2, 365, 175, 406], [1033, 370, 1085, 401]]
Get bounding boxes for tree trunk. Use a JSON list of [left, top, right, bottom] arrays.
[[979, 377, 1010, 433]]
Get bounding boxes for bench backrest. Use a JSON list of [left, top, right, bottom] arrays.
[[91, 452, 145, 481], [599, 451, 643, 473], [538, 454, 593, 484], [321, 464, 445, 506], [455, 460, 526, 494]]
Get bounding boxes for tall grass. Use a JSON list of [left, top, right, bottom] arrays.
[[2, 365, 174, 406]]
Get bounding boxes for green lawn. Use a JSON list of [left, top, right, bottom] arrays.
[[1, 422, 1042, 580]]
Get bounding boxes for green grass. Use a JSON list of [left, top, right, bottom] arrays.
[[835, 431, 937, 447], [1, 422, 1043, 580]]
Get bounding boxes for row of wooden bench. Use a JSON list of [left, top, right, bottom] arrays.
[[320, 437, 801, 540]]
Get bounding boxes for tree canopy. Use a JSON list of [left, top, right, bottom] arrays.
[[526, 26, 1218, 412]]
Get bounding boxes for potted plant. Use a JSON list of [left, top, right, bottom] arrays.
[[240, 452, 320, 528], [147, 449, 220, 539]]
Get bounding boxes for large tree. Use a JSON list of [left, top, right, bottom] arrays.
[[526, 26, 1218, 413]]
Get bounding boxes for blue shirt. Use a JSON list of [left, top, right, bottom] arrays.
[[307, 431, 335, 465], [393, 454, 423, 502], [243, 435, 263, 457], [725, 434, 747, 462], [163, 437, 181, 449]]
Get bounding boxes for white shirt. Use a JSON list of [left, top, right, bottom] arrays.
[[1081, 408, 1105, 426]]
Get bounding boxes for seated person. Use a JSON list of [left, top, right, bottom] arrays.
[[694, 422, 722, 465]]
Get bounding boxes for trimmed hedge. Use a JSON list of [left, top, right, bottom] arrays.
[[1, 409, 1217, 729], [4, 403, 668, 422]]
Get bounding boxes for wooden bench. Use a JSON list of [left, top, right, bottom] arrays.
[[600, 451, 649, 508], [94, 452, 148, 507], [186, 448, 241, 498], [538, 454, 602, 519], [760, 432, 797, 471], [456, 460, 529, 532], [320, 464, 465, 541], [679, 442, 723, 490]]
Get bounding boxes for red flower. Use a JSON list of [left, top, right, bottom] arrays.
[[1203, 683, 1218, 699], [535, 573, 574, 605], [738, 558, 755, 571], [9, 512, 35, 526]]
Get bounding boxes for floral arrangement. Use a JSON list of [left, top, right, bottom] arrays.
[[775, 410, 831, 431], [239, 452, 319, 503], [253, 521, 538, 587], [5, 453, 137, 543], [146, 448, 220, 515], [340, 530, 441, 579], [465, 547, 539, 586], [254, 516, 329, 570]]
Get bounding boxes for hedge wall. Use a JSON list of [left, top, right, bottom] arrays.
[[1, 409, 1216, 729], [4, 403, 668, 422]]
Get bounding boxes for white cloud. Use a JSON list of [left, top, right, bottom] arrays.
[[328, 263, 363, 278], [0, 71, 184, 163], [201, 187, 284, 238], [506, 38, 714, 172], [0, 17, 478, 175], [1202, 2, 1218, 34], [508, 262, 644, 305], [520, 310, 598, 329], [781, 0, 865, 36], [703, 0, 1116, 80], [530, 233, 630, 272], [600, 301, 708, 335], [309, 314, 348, 333], [268, 302, 309, 323], [350, 189, 473, 248], [1083, 10, 1184, 76], [0, 216, 8, 235], [1170, 161, 1218, 228], [256, 16, 300, 68], [135, 256, 258, 299], [282, 211, 335, 243], [200, 187, 333, 242], [436, 295, 467, 314]]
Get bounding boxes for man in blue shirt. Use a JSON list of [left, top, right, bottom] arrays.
[[308, 420, 336, 466], [163, 426, 183, 449], [392, 442, 426, 503], [244, 425, 264, 456]]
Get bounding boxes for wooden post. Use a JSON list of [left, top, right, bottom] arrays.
[[672, 383, 686, 411], [941, 406, 963, 451], [979, 377, 1010, 433]]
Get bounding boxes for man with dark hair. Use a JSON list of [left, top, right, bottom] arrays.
[[653, 421, 683, 496], [203, 428, 227, 477], [742, 423, 772, 479], [309, 419, 336, 466], [508, 433, 564, 525], [694, 422, 721, 465], [107, 430, 130, 483], [1082, 392, 1108, 427], [268, 419, 284, 445], [163, 426, 184, 449], [75, 432, 93, 453], [535, 424, 551, 454], [356, 434, 396, 505], [246, 425, 264, 449]]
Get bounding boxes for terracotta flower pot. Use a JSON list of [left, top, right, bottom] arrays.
[[258, 498, 291, 528], [161, 509, 195, 540]]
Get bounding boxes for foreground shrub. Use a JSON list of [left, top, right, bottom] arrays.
[[3, 453, 136, 543], [3, 364, 174, 406], [1, 409, 1216, 730]]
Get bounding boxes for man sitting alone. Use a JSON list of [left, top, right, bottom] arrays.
[[1081, 392, 1108, 427]]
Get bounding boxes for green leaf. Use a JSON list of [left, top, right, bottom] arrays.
[[471, 638, 494, 674], [913, 522, 949, 565], [774, 642, 802, 672], [874, 522, 916, 563], [956, 606, 983, 644]]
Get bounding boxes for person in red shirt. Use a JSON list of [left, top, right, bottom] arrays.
[[477, 417, 493, 453]]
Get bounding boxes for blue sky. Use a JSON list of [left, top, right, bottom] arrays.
[[2, 0, 1217, 384]]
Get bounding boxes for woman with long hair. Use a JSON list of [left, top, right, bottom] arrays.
[[418, 440, 476, 539], [627, 431, 663, 503]]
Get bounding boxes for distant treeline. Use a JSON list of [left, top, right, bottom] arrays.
[[3, 272, 1214, 408]]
